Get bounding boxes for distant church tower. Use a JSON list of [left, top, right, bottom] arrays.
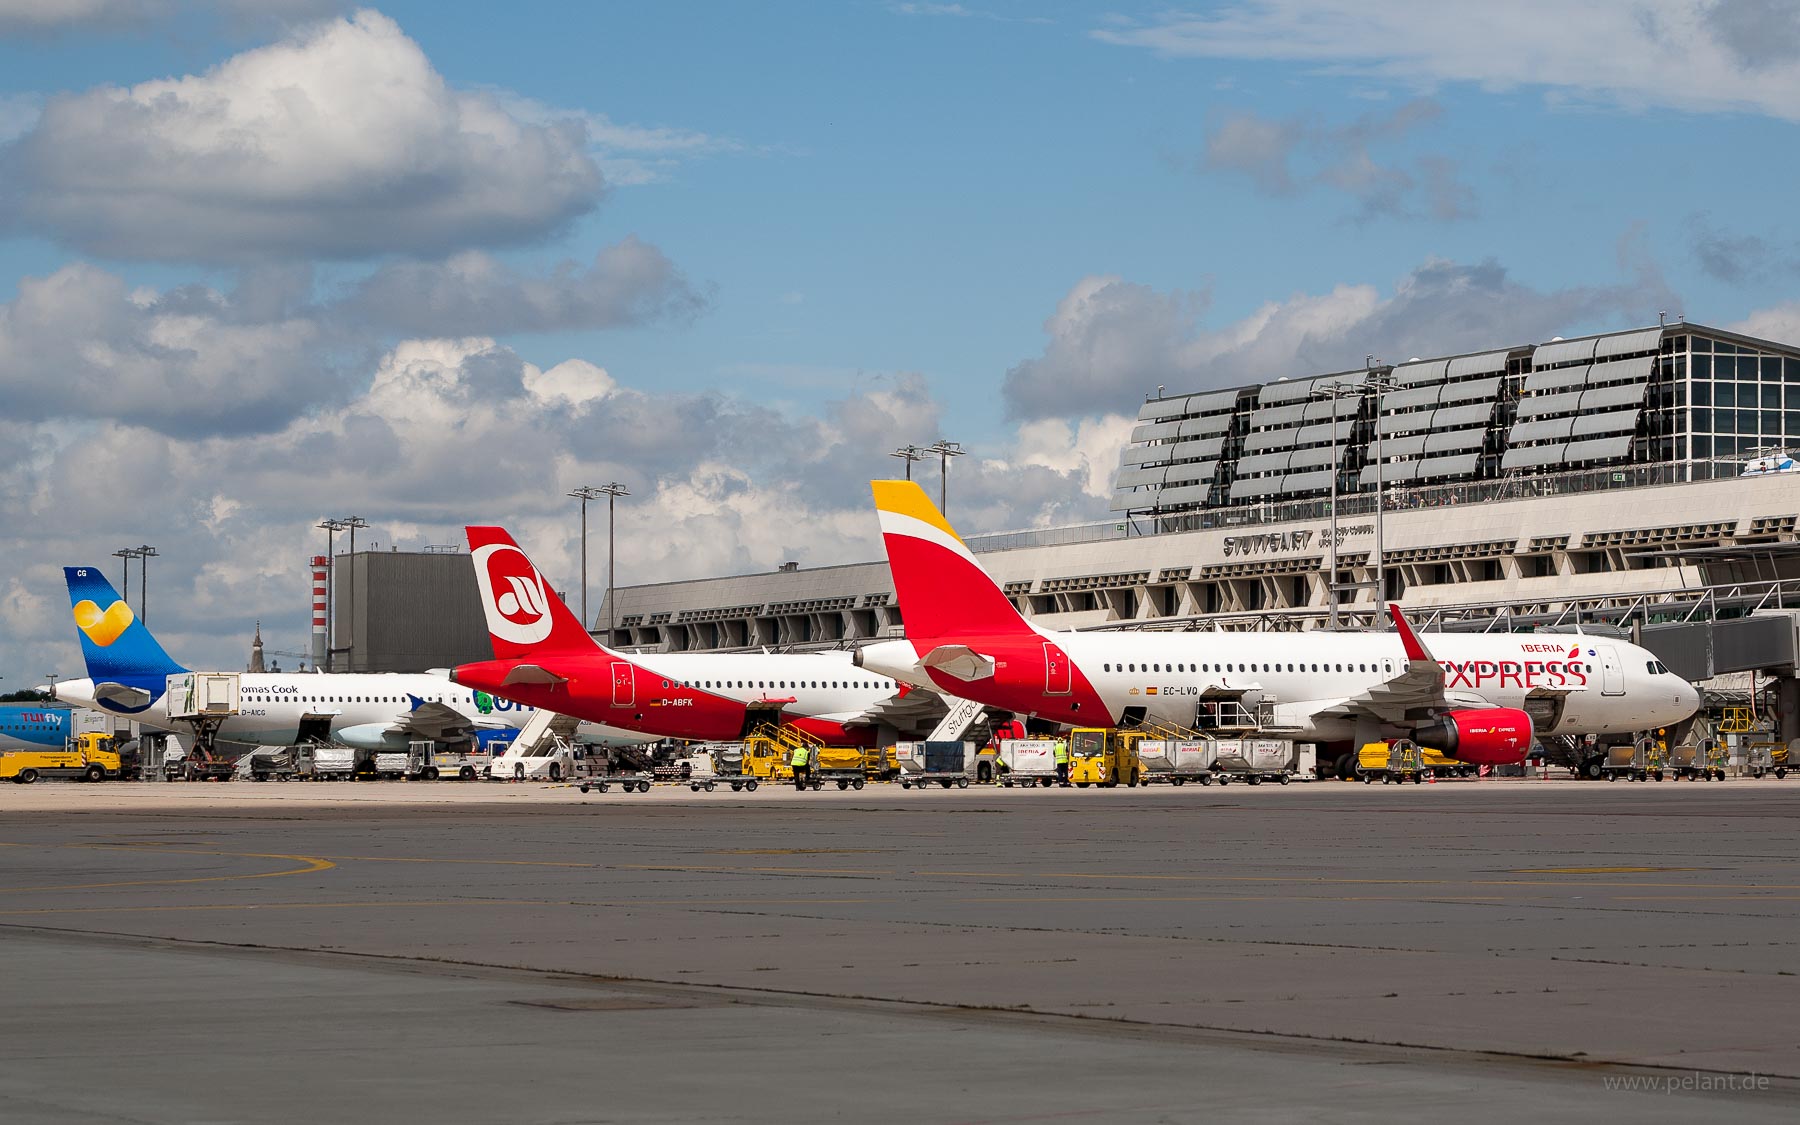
[[248, 621, 266, 674]]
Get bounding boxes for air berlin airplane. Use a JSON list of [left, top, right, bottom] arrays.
[[853, 481, 1699, 775], [452, 526, 932, 746]]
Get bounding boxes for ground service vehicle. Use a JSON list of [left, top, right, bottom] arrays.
[[297, 745, 356, 780], [1066, 728, 1143, 788], [2, 732, 135, 783], [405, 741, 487, 781], [489, 736, 586, 782]]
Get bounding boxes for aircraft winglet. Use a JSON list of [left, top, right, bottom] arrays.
[[1387, 603, 1433, 664]]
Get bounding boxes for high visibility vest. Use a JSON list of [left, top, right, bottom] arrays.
[[1053, 741, 1069, 764], [790, 745, 810, 767]]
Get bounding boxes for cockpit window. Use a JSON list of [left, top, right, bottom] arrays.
[[1645, 660, 1671, 675]]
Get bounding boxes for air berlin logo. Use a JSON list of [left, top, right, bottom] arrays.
[[472, 544, 554, 646]]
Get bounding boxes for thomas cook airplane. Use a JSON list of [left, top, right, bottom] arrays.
[[55, 566, 540, 750]]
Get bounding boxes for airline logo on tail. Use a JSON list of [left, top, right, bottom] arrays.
[[62, 566, 187, 714], [73, 597, 136, 647], [472, 541, 554, 646], [870, 480, 1036, 641]]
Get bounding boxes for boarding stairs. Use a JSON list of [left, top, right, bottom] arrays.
[[509, 708, 582, 758], [926, 696, 990, 742]]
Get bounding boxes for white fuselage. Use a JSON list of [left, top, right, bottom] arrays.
[[53, 673, 649, 750], [629, 650, 901, 724], [861, 628, 1697, 740]]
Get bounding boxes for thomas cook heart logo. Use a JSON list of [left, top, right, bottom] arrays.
[[73, 599, 135, 647]]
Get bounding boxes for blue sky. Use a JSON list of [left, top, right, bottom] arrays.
[[2, 0, 1799, 678]]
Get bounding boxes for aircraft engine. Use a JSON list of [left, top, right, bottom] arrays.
[[335, 723, 409, 751], [1412, 708, 1534, 765]]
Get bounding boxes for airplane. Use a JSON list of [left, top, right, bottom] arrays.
[[51, 566, 643, 751], [451, 526, 939, 745], [0, 705, 85, 753], [853, 480, 1700, 776]]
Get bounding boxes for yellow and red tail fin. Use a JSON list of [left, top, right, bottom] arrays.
[[465, 526, 602, 659], [870, 481, 1035, 641]]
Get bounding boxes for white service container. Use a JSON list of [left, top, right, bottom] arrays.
[[1000, 739, 1056, 773]]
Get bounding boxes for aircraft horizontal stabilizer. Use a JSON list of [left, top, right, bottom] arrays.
[[920, 645, 996, 682], [501, 664, 570, 686], [93, 682, 153, 709]]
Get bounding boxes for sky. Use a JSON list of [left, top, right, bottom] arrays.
[[3, 0, 1800, 683]]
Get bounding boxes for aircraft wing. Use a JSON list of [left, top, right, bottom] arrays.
[[395, 696, 481, 742], [848, 683, 947, 734], [1308, 606, 1481, 725]]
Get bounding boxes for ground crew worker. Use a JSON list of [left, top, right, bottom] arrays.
[[791, 742, 812, 790], [1053, 737, 1070, 786]]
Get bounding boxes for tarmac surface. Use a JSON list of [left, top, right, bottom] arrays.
[[2, 777, 1797, 1123]]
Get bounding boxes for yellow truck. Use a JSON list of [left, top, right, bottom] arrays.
[[2, 732, 136, 784], [1067, 728, 1145, 788]]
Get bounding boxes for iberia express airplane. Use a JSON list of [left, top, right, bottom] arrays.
[[852, 481, 1699, 773]]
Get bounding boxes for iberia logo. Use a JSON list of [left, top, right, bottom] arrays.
[[470, 543, 554, 646], [72, 599, 135, 647]]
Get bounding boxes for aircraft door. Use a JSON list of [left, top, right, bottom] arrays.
[[1044, 642, 1072, 696], [1598, 646, 1624, 696], [611, 662, 635, 707]]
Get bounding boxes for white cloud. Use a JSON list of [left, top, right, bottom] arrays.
[[0, 337, 1110, 678], [1731, 300, 1800, 344], [1003, 252, 1678, 419], [339, 238, 709, 336], [0, 9, 605, 262], [0, 262, 342, 436], [1094, 1, 1800, 121]]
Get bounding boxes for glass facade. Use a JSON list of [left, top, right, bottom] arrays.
[[1112, 324, 1800, 519], [1677, 334, 1800, 461]]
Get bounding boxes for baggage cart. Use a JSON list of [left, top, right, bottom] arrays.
[[997, 739, 1058, 788], [1214, 738, 1295, 785], [689, 743, 761, 792], [577, 771, 654, 794], [1136, 738, 1217, 785], [897, 741, 976, 789], [811, 745, 868, 791], [1744, 741, 1778, 779], [1600, 737, 1666, 782]]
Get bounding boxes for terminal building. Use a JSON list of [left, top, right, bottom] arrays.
[[328, 547, 493, 673], [600, 321, 1800, 675]]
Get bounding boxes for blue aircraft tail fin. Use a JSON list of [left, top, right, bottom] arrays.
[[64, 567, 187, 695]]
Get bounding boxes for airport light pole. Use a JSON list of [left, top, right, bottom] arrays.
[[341, 518, 366, 672], [1363, 363, 1397, 618], [924, 439, 965, 515], [569, 486, 604, 631], [113, 547, 135, 606], [316, 519, 347, 670], [889, 444, 924, 481], [1310, 382, 1359, 629], [584, 483, 629, 643], [135, 545, 157, 625]]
